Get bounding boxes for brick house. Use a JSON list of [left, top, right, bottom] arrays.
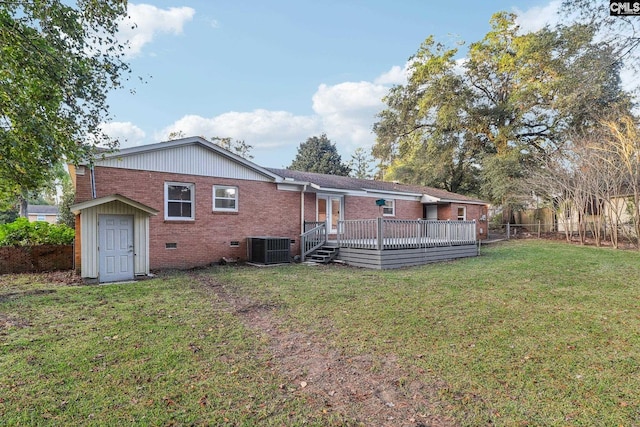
[[71, 136, 487, 282]]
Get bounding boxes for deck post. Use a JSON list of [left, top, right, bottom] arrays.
[[325, 220, 329, 243], [377, 217, 384, 250]]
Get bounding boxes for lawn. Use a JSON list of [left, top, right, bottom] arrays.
[[2, 240, 639, 425]]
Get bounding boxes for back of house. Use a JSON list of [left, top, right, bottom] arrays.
[[71, 136, 487, 282]]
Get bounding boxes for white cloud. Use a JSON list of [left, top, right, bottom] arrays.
[[119, 3, 195, 57], [312, 82, 387, 115], [514, 0, 561, 33], [374, 65, 409, 85], [159, 110, 320, 148], [311, 81, 388, 151], [153, 80, 391, 166], [101, 121, 146, 147]]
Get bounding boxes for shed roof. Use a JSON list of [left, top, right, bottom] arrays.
[[71, 194, 159, 215]]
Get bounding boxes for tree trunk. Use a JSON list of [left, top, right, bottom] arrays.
[[18, 193, 28, 218]]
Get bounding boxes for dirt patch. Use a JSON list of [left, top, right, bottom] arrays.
[[0, 288, 56, 303], [195, 273, 455, 427], [0, 270, 84, 287], [0, 313, 31, 329]]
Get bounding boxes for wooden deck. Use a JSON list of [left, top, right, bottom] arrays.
[[337, 244, 478, 269], [335, 218, 478, 269]]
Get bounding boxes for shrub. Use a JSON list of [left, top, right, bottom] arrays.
[[0, 218, 74, 246]]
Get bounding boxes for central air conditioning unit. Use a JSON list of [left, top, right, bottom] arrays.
[[247, 237, 291, 265]]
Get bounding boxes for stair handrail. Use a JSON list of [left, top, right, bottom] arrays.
[[300, 222, 327, 262]]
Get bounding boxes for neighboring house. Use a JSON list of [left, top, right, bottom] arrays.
[[511, 194, 637, 238], [27, 204, 59, 223], [70, 136, 488, 282]]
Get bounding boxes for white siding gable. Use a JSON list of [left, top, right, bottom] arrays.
[[96, 144, 273, 182]]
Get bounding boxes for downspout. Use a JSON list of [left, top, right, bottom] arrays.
[[90, 164, 97, 199], [300, 184, 307, 233]]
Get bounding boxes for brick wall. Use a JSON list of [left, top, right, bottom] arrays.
[[83, 167, 302, 269], [344, 196, 423, 220], [0, 245, 73, 274], [74, 166, 488, 271]]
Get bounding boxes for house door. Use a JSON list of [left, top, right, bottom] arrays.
[[424, 204, 438, 220], [317, 196, 343, 233], [99, 215, 134, 283]]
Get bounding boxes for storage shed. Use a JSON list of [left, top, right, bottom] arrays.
[[71, 194, 158, 283]]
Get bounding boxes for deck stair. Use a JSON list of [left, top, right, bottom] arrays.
[[306, 244, 339, 264]]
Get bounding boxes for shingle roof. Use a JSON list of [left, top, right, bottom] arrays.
[[266, 168, 486, 204], [27, 205, 59, 215]]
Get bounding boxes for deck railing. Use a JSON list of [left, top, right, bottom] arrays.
[[337, 218, 477, 250], [303, 221, 325, 232], [300, 222, 327, 261]]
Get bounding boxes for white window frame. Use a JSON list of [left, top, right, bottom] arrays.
[[213, 185, 238, 212], [165, 182, 195, 220], [382, 199, 395, 216], [457, 206, 466, 221]]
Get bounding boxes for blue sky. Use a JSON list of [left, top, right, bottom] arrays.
[[104, 0, 582, 168]]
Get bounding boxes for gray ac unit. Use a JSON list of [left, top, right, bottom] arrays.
[[247, 237, 291, 265]]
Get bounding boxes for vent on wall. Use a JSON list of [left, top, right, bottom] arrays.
[[247, 237, 290, 265]]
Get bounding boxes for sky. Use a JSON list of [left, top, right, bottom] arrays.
[[102, 0, 609, 168]]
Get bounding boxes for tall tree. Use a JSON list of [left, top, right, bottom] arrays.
[[373, 12, 626, 208], [348, 147, 375, 179], [288, 134, 351, 176], [0, 1, 130, 216]]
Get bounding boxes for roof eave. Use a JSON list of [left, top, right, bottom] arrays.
[[83, 136, 280, 181], [71, 194, 159, 215], [366, 189, 423, 198]]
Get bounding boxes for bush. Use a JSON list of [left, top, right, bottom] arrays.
[[0, 218, 74, 246]]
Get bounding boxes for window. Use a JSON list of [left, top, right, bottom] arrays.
[[213, 186, 238, 212], [457, 206, 466, 221], [36, 215, 46, 221], [165, 182, 194, 220], [382, 199, 395, 216]]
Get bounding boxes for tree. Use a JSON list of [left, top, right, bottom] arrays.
[[348, 147, 375, 179], [526, 110, 640, 248], [288, 134, 351, 176], [167, 132, 254, 160], [57, 175, 76, 229], [0, 1, 130, 217], [598, 114, 640, 246], [373, 12, 626, 209], [210, 137, 254, 160], [167, 130, 186, 140], [561, 0, 640, 70]]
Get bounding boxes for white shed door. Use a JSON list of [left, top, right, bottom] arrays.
[[99, 215, 134, 283]]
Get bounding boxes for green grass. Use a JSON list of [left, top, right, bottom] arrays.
[[2, 240, 639, 425], [213, 240, 640, 426], [0, 273, 348, 426]]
